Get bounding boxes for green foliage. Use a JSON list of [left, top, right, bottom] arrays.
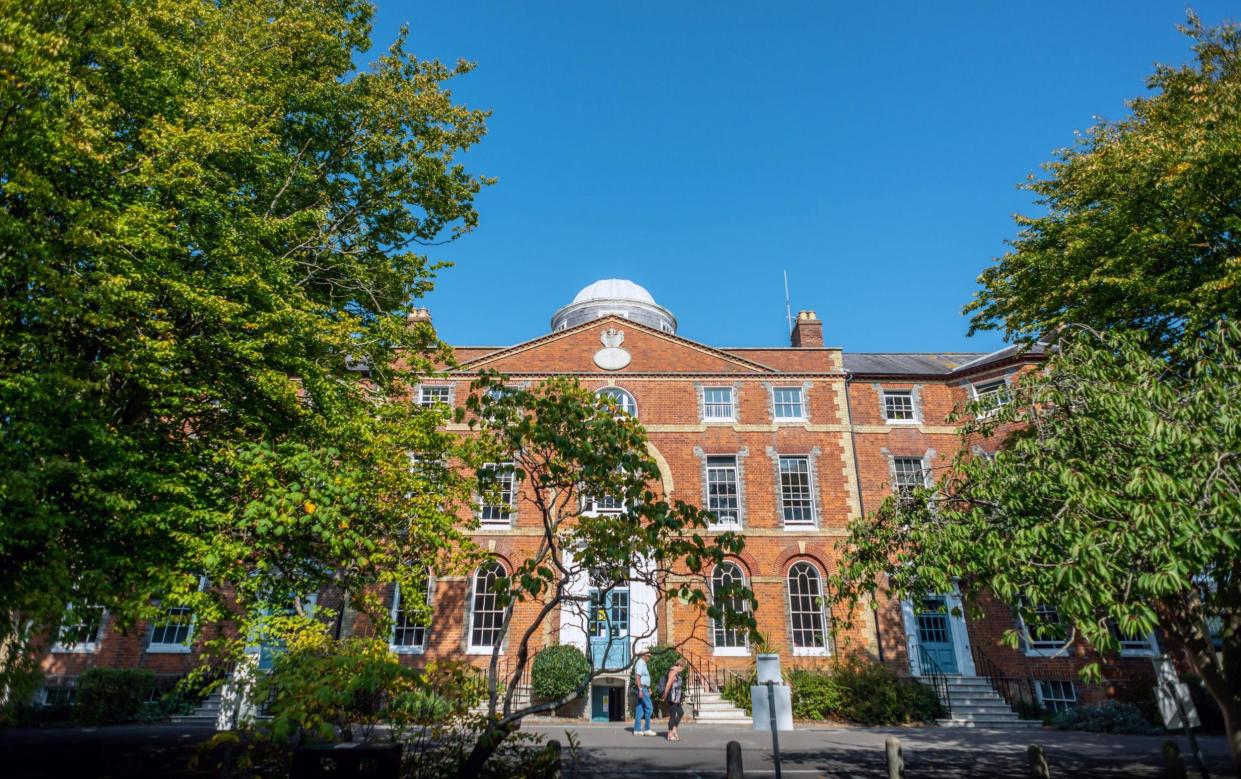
[[0, 0, 489, 696], [531, 645, 590, 701], [830, 659, 943, 725], [966, 14, 1241, 350], [787, 668, 845, 720], [779, 661, 941, 724], [73, 668, 155, 725], [833, 323, 1240, 764], [259, 633, 483, 744], [1051, 701, 1161, 735], [401, 719, 555, 779], [646, 645, 685, 704], [721, 673, 754, 716]]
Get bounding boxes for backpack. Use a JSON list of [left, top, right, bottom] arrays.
[[655, 671, 669, 698]]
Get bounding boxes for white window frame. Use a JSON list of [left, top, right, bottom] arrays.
[[702, 386, 736, 422], [595, 387, 637, 417], [771, 386, 806, 422], [705, 455, 741, 529], [390, 575, 434, 654], [891, 456, 929, 497], [147, 576, 207, 654], [466, 562, 508, 654], [711, 563, 750, 656], [417, 384, 453, 408], [778, 455, 817, 527], [477, 462, 516, 528], [971, 378, 1012, 417], [1035, 679, 1077, 714], [1019, 602, 1073, 658], [882, 389, 918, 424], [52, 605, 107, 654], [787, 562, 830, 656], [1112, 622, 1159, 657]]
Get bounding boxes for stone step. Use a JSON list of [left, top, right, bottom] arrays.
[[947, 704, 1026, 715], [938, 717, 1042, 729]]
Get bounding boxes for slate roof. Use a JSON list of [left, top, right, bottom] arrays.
[[844, 343, 1046, 377]]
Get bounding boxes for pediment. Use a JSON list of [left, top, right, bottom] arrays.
[[452, 317, 777, 375]]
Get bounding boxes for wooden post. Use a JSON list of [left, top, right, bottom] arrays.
[[1027, 744, 1050, 779], [726, 740, 744, 779], [1162, 741, 1188, 779], [885, 736, 904, 779], [545, 739, 562, 779]]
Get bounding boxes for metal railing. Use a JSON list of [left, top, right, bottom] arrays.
[[969, 645, 1044, 720], [915, 644, 953, 713]]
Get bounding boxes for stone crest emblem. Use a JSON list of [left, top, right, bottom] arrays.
[[593, 327, 631, 370]]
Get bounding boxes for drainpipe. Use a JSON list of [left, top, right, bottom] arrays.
[[842, 373, 882, 662]]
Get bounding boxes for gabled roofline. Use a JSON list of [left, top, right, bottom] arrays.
[[450, 315, 783, 374]]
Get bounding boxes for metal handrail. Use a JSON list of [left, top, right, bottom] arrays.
[[969, 644, 1043, 720], [915, 644, 952, 712]]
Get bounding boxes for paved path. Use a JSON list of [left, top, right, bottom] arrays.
[[524, 721, 1235, 778], [0, 721, 1232, 777]]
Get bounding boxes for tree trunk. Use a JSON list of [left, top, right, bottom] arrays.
[[456, 718, 516, 778]]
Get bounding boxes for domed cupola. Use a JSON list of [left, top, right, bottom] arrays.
[[550, 279, 677, 334]]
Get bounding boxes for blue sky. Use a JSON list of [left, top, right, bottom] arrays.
[[368, 2, 1236, 353]]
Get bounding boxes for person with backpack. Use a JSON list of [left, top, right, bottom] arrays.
[[662, 659, 686, 741], [632, 649, 655, 736]]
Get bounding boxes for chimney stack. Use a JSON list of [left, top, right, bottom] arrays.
[[406, 308, 431, 326], [790, 310, 823, 347]]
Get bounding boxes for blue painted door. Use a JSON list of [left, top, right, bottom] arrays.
[[589, 589, 630, 669], [916, 597, 959, 674], [590, 686, 610, 722]]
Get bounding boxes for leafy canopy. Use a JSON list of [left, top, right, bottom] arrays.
[[0, 0, 490, 697], [966, 14, 1241, 349]]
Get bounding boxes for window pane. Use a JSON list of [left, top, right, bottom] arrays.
[[393, 577, 432, 649], [150, 606, 193, 646], [479, 464, 515, 524], [58, 605, 104, 647], [787, 563, 828, 649], [779, 456, 814, 523], [1027, 603, 1066, 648], [773, 387, 805, 419], [703, 387, 734, 419], [470, 563, 507, 648], [712, 564, 748, 648], [418, 386, 451, 407], [706, 456, 740, 526], [883, 391, 915, 420], [1037, 680, 1076, 713], [596, 388, 636, 416], [891, 457, 927, 496]]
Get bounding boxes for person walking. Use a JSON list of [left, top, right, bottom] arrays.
[[632, 649, 656, 736], [663, 659, 685, 741]]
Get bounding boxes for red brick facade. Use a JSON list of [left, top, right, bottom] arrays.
[[34, 284, 1157, 716]]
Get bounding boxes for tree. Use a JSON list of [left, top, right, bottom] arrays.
[[455, 374, 755, 775], [0, 0, 490, 705], [965, 14, 1241, 352], [832, 323, 1241, 772]]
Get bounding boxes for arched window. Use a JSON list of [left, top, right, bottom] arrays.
[[787, 562, 829, 654], [391, 573, 434, 652], [468, 562, 507, 651], [596, 387, 637, 417], [712, 563, 749, 651]]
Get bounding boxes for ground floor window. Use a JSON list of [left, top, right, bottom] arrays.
[[468, 562, 507, 651], [711, 563, 749, 651], [1036, 679, 1077, 714], [787, 561, 829, 654]]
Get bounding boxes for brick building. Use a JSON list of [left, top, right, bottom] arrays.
[[37, 279, 1157, 721]]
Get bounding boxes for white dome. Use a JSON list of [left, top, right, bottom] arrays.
[[572, 279, 656, 305]]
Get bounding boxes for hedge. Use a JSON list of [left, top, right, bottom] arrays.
[[74, 668, 155, 725], [531, 645, 590, 700]]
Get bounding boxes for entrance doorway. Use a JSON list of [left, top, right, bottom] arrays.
[[916, 597, 959, 674], [590, 684, 627, 722], [588, 587, 630, 670]]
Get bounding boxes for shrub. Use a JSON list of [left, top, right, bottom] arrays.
[[74, 668, 155, 725], [721, 671, 754, 715], [645, 645, 684, 703], [531, 645, 589, 701], [833, 658, 943, 725], [1051, 701, 1161, 734], [788, 668, 845, 720]]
